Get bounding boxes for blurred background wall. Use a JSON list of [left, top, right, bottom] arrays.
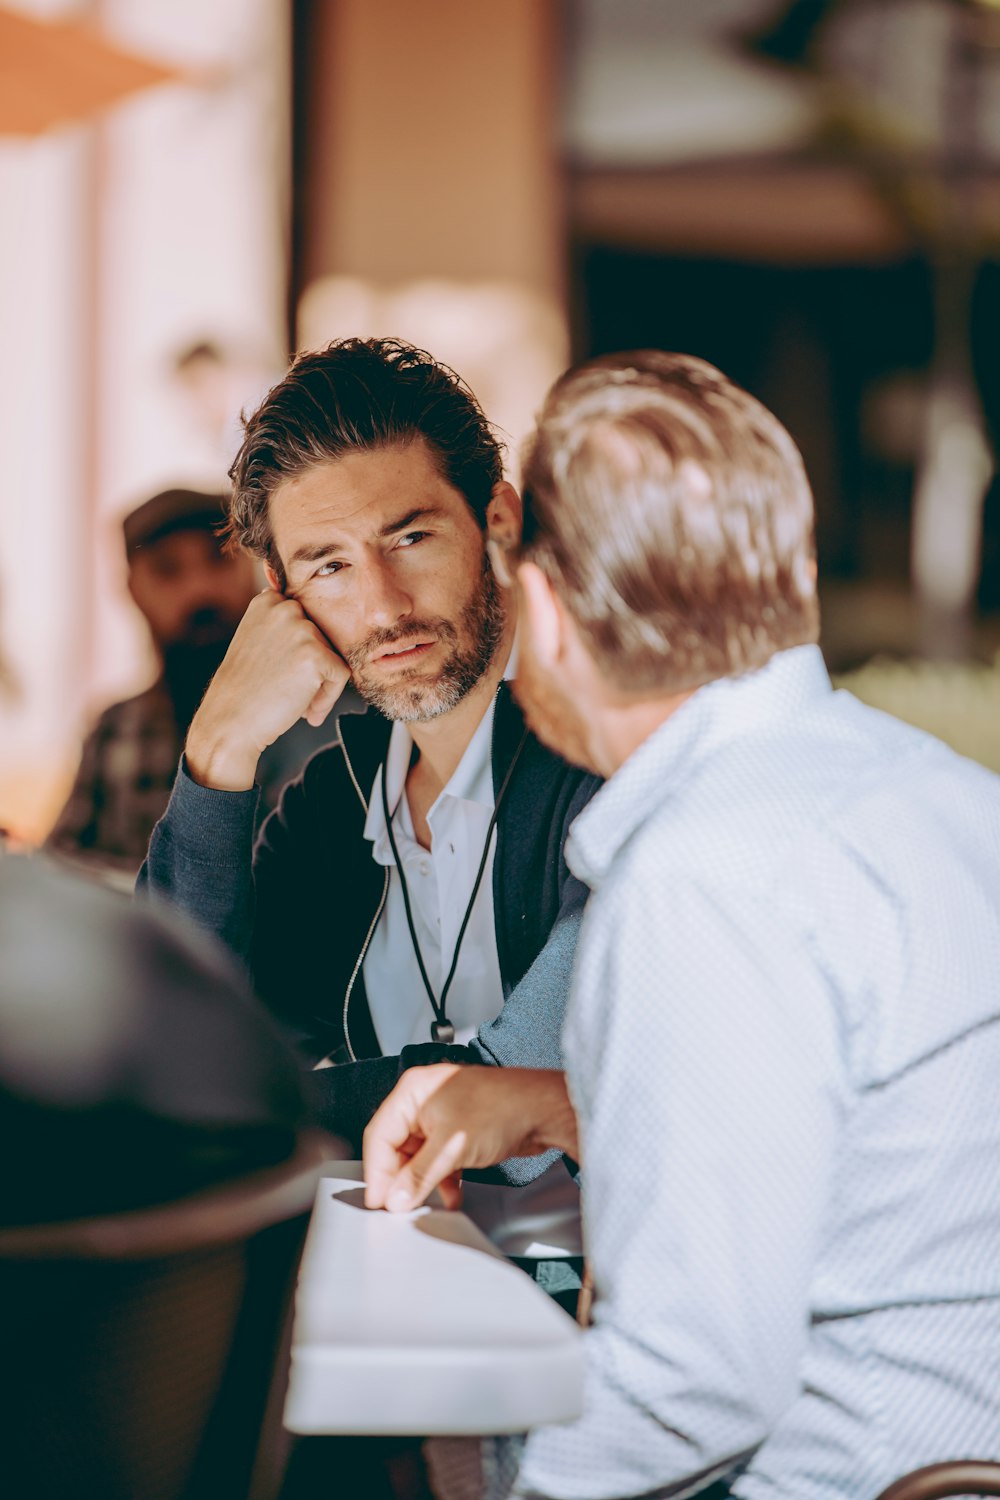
[[2, 0, 1000, 840]]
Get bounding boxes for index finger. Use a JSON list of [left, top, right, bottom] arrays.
[[378, 1129, 469, 1213], [363, 1090, 420, 1210]]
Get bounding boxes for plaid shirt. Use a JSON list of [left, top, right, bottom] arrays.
[[49, 679, 333, 874], [49, 683, 182, 872]]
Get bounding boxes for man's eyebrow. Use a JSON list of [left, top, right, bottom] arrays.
[[376, 506, 445, 539], [286, 507, 446, 571], [287, 540, 341, 568]]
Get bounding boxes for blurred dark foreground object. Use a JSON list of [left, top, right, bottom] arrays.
[[0, 854, 309, 1225], [0, 854, 336, 1499], [0, 1133, 330, 1500]]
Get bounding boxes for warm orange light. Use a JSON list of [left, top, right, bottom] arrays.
[[0, 6, 177, 136]]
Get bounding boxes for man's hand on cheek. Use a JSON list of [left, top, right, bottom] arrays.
[[362, 1064, 579, 1214], [185, 588, 351, 790]]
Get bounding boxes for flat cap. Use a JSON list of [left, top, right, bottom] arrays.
[[122, 488, 227, 560]]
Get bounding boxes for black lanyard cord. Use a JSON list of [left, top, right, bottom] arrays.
[[380, 727, 529, 1043]]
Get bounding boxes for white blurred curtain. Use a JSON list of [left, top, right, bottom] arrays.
[[0, 0, 288, 838]]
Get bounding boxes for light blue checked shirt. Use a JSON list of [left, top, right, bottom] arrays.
[[513, 645, 1000, 1500]]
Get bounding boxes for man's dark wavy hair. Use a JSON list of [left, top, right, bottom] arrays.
[[226, 337, 504, 588]]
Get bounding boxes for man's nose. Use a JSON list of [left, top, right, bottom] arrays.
[[362, 556, 413, 628], [182, 560, 248, 613], [180, 561, 226, 604]]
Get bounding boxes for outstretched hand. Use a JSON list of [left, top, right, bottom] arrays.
[[363, 1064, 579, 1213]]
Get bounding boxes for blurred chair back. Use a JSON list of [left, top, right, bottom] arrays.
[[873, 1463, 1000, 1500], [0, 1133, 328, 1500]]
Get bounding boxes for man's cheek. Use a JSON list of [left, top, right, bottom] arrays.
[[516, 655, 593, 769], [295, 593, 352, 661], [512, 653, 541, 722], [513, 657, 558, 745]]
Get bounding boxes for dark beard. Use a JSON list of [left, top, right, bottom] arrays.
[[161, 609, 238, 731], [347, 556, 507, 723]]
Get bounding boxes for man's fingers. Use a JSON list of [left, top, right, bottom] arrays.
[[362, 1064, 465, 1210], [381, 1129, 469, 1213], [397, 1132, 423, 1162], [363, 1108, 418, 1210], [305, 674, 345, 727], [435, 1170, 464, 1212]]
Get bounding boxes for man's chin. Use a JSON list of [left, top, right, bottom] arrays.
[[352, 628, 501, 724], [352, 668, 460, 724]]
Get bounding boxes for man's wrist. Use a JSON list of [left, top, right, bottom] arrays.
[[524, 1071, 579, 1161], [185, 722, 260, 792]]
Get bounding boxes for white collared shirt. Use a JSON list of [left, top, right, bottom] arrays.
[[362, 694, 505, 1055], [361, 648, 583, 1261], [513, 645, 1000, 1498]]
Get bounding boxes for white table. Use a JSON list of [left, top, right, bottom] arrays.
[[284, 1163, 585, 1436]]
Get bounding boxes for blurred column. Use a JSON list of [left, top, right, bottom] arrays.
[[0, 0, 100, 837], [296, 0, 567, 474], [0, 0, 289, 838], [910, 6, 995, 660], [92, 0, 289, 705]]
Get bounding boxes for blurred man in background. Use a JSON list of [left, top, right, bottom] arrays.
[[49, 487, 330, 878], [365, 352, 1000, 1500]]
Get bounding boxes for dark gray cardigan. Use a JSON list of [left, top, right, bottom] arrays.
[[138, 684, 598, 1177]]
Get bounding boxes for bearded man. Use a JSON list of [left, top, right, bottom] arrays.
[[49, 487, 331, 878], [140, 338, 597, 1267]]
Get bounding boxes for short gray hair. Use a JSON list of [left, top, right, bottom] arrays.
[[520, 351, 820, 695]]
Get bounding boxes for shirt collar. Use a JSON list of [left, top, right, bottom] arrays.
[[363, 637, 519, 855], [566, 645, 831, 890]]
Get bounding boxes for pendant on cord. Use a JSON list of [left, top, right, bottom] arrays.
[[380, 727, 529, 1045]]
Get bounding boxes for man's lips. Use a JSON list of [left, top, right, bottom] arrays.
[[371, 638, 436, 666]]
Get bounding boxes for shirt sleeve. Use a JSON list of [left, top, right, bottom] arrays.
[[466, 775, 595, 1188], [46, 726, 104, 853], [462, 881, 588, 1187], [136, 755, 259, 959], [513, 872, 845, 1500]]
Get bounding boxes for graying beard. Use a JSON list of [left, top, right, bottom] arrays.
[[355, 556, 505, 724], [369, 676, 468, 724]]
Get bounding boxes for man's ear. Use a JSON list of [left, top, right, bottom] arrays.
[[485, 481, 522, 550], [263, 561, 282, 593], [517, 560, 566, 669]]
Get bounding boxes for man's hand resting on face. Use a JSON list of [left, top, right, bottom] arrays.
[[185, 588, 351, 791], [363, 1065, 580, 1213]]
